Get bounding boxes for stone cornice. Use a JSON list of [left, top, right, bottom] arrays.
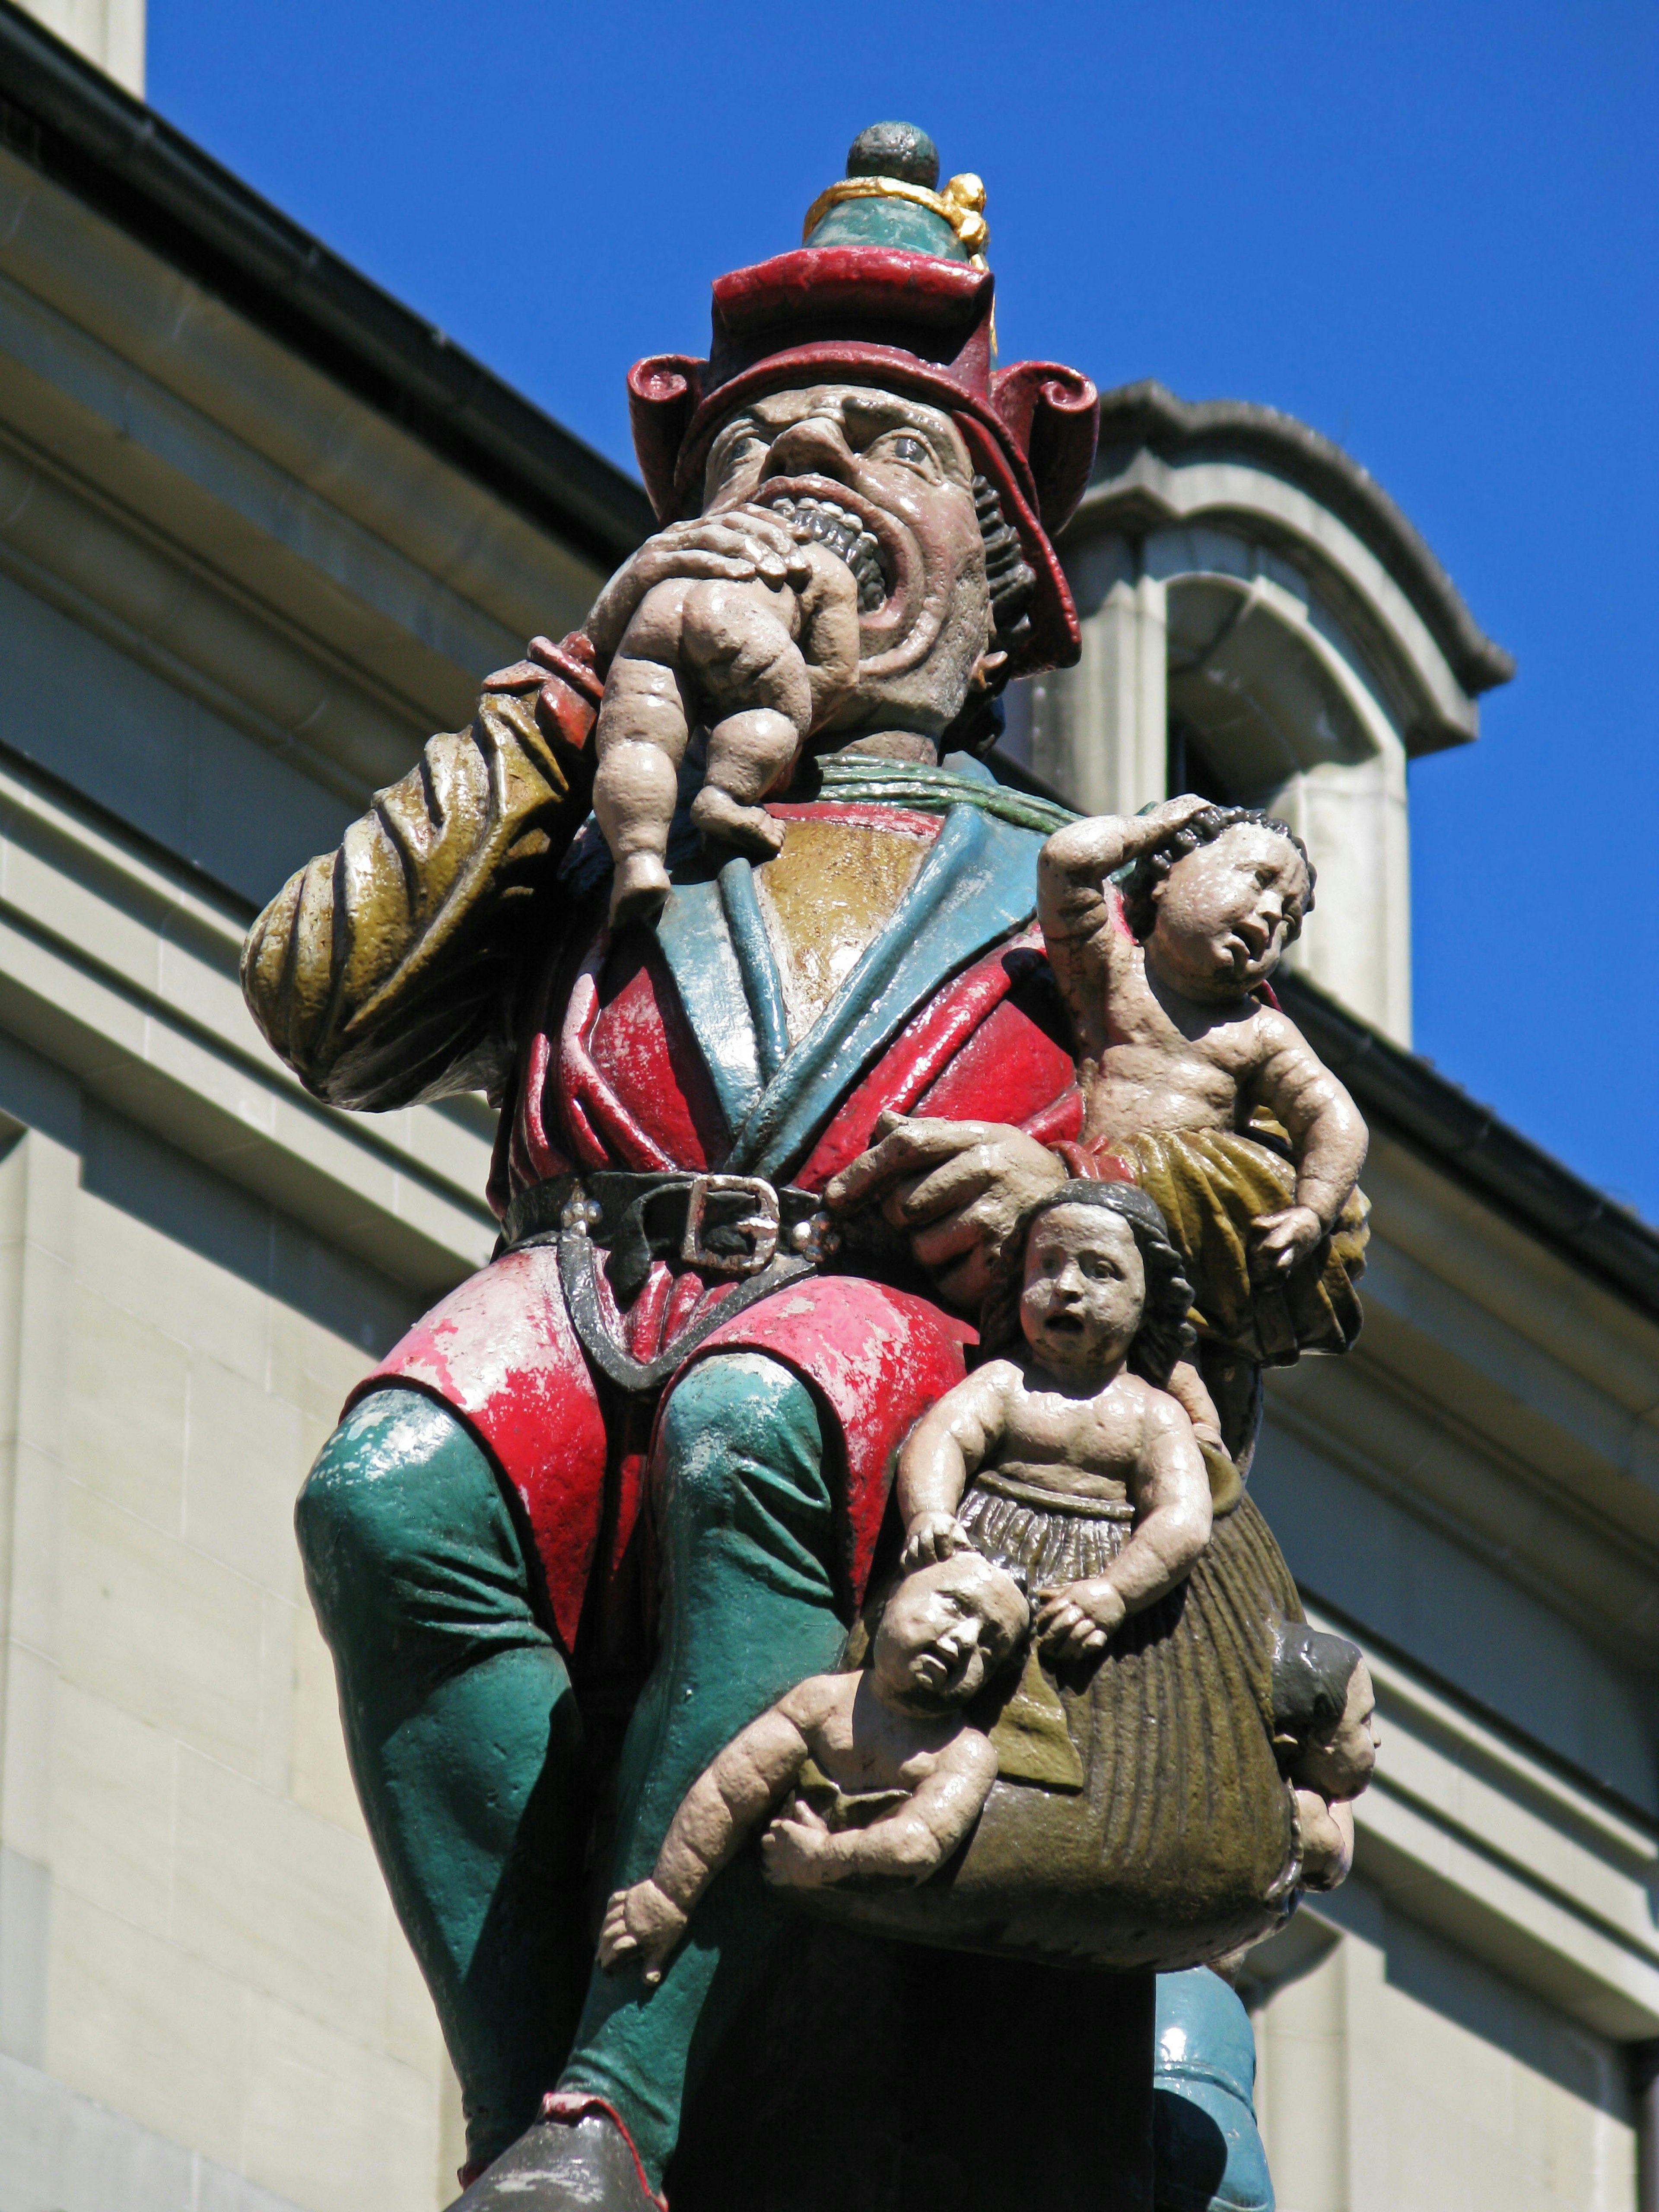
[[0, 0, 653, 573], [1280, 971, 1659, 1323], [1094, 379, 1514, 701]]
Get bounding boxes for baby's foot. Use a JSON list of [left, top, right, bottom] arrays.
[[608, 852, 671, 929], [691, 785, 788, 858]]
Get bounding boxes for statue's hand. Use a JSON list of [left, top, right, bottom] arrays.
[[587, 506, 813, 667], [825, 1112, 1068, 1310], [902, 1512, 962, 1571], [597, 1879, 688, 1987], [760, 1801, 836, 1889], [1248, 1204, 1324, 1281], [1034, 1577, 1126, 1662]]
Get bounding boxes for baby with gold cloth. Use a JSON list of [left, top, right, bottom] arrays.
[[1037, 797, 1370, 1471]]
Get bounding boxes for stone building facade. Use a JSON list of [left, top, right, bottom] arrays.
[[0, 11, 1653, 2212]]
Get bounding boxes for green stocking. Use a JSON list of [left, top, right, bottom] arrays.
[[557, 1352, 847, 2187], [296, 1389, 592, 2169]]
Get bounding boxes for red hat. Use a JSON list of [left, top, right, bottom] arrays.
[[627, 244, 1097, 677]]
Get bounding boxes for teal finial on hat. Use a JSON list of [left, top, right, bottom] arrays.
[[802, 122, 989, 266]]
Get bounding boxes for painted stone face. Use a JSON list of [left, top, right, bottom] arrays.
[[1019, 1202, 1147, 1381], [874, 1553, 1027, 1708], [1300, 1659, 1380, 1799], [700, 383, 992, 741], [1147, 821, 1312, 1001]]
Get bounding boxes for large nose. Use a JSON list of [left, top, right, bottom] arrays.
[[763, 412, 855, 482]]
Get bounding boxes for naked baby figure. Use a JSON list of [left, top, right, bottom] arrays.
[[597, 1551, 1028, 1986], [899, 1179, 1214, 1662], [1038, 797, 1370, 1471], [590, 501, 868, 925]]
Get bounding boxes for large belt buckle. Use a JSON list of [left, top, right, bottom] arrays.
[[681, 1173, 780, 1274]]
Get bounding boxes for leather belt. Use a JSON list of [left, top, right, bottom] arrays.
[[499, 1172, 838, 1395]]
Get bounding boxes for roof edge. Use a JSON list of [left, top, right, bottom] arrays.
[[1277, 972, 1659, 1323], [1095, 379, 1515, 700], [0, 0, 655, 571]]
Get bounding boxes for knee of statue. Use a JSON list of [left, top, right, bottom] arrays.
[[656, 1353, 828, 1525], [296, 1387, 486, 1625]]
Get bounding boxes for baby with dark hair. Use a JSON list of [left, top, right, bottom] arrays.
[[897, 1179, 1215, 1662], [1271, 1623, 1379, 1890], [1038, 795, 1371, 1475]]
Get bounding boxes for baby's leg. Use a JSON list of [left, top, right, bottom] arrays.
[[594, 583, 697, 927], [677, 579, 812, 857], [695, 710, 801, 855]]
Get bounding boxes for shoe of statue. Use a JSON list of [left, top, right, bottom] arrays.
[[450, 2100, 661, 2212], [1153, 1968, 1274, 2211]]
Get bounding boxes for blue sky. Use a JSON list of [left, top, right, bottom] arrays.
[[151, 1, 1659, 1213]]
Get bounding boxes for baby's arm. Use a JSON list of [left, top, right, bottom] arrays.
[[1038, 798, 1214, 1031], [897, 1364, 1016, 1568], [1247, 1014, 1368, 1278], [760, 1728, 999, 1890], [598, 1678, 830, 1984], [1035, 1391, 1212, 1661]]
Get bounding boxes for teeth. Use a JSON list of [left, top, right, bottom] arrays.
[[761, 490, 886, 609]]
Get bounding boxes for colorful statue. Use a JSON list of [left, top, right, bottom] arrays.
[[1037, 796, 1370, 1477], [896, 1179, 1216, 1654], [597, 1550, 1028, 1985], [245, 120, 1373, 2212]]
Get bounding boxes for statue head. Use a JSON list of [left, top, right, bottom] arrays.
[[627, 124, 1097, 753], [1122, 806, 1316, 1002], [1271, 1624, 1379, 1799], [873, 1550, 1029, 1713], [982, 1178, 1196, 1388]]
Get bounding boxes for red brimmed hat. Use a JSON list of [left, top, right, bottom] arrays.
[[626, 125, 1097, 678]]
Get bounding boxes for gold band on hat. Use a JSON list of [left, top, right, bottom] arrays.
[[801, 171, 990, 267]]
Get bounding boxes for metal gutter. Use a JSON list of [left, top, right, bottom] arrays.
[[1279, 972, 1659, 1323], [0, 0, 655, 572]]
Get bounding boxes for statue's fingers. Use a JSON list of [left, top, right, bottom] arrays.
[[907, 1211, 985, 1272], [895, 1148, 998, 1224], [931, 1248, 995, 1311], [725, 503, 810, 552], [826, 1117, 998, 1213]]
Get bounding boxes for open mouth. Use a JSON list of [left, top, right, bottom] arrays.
[[757, 480, 893, 613], [1045, 1312, 1086, 1336]]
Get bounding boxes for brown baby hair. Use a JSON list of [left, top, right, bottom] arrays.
[[1119, 805, 1316, 943], [1270, 1623, 1363, 1756], [980, 1178, 1196, 1387]]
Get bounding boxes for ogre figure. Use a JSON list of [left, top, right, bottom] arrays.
[[243, 124, 1344, 2212]]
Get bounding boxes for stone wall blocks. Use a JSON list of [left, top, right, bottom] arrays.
[[181, 1357, 304, 1599], [169, 1748, 391, 2047], [240, 1990, 439, 2212], [57, 1480, 270, 1778], [45, 1888, 252, 2174]]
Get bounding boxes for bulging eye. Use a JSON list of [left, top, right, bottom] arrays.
[[877, 433, 932, 470]]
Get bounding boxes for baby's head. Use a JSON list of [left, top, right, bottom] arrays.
[[874, 1552, 1030, 1714], [1271, 1624, 1379, 1799], [985, 1180, 1195, 1388], [1122, 805, 1314, 1001]]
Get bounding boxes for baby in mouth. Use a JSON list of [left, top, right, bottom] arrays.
[[590, 496, 880, 927]]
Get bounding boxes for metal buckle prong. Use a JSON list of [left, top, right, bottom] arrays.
[[681, 1173, 780, 1274]]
